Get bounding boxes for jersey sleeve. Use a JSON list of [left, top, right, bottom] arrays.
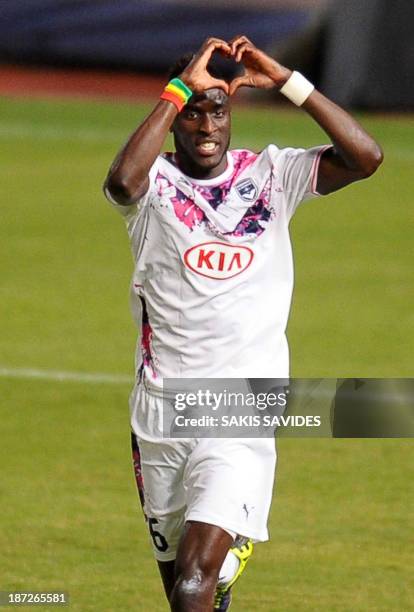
[[267, 144, 332, 221], [104, 158, 160, 224]]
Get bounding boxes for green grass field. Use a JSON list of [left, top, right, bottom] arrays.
[[1, 96, 413, 611]]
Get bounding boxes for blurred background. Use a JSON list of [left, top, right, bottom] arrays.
[[1, 0, 413, 109]]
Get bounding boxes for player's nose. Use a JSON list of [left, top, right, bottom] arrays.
[[199, 113, 215, 135]]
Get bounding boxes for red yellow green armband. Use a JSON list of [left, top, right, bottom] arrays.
[[160, 78, 193, 112]]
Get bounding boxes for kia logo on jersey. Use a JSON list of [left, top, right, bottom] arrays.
[[184, 241, 254, 280]]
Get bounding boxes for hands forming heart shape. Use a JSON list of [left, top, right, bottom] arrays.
[[180, 35, 292, 97]]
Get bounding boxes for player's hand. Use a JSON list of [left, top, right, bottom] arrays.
[[180, 38, 231, 94], [228, 35, 292, 96]]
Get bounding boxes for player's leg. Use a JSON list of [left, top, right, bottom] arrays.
[[131, 432, 188, 602], [157, 560, 176, 600], [170, 521, 234, 612], [179, 436, 276, 609], [160, 531, 253, 610], [158, 533, 253, 611]]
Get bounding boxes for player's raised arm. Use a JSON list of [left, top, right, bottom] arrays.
[[228, 35, 383, 195], [104, 38, 231, 205]]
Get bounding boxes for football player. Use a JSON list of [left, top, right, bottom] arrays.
[[104, 35, 383, 611]]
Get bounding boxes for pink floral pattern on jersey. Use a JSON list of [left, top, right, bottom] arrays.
[[156, 175, 204, 230], [131, 433, 146, 515], [232, 178, 272, 237], [232, 149, 259, 175], [157, 150, 273, 236], [139, 297, 157, 378]]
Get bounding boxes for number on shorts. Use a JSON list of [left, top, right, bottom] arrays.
[[148, 518, 169, 552]]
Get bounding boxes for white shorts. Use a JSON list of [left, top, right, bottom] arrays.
[[130, 382, 277, 562]]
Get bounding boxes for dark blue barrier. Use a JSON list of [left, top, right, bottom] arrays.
[[0, 1, 311, 72]]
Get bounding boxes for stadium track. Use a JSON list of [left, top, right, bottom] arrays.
[[0, 63, 271, 108], [2, 64, 411, 118], [0, 64, 166, 102]]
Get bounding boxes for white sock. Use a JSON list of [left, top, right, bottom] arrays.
[[218, 549, 240, 585]]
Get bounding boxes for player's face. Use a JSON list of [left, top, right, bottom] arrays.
[[172, 88, 231, 179]]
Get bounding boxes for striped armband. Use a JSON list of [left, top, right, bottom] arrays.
[[160, 78, 193, 112]]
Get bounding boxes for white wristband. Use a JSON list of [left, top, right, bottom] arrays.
[[279, 71, 314, 106]]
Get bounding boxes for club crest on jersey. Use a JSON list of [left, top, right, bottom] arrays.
[[184, 241, 254, 280], [235, 178, 258, 202]]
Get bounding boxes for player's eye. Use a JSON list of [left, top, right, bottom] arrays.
[[214, 110, 225, 118], [185, 110, 199, 120]]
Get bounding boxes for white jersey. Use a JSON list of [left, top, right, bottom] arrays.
[[107, 144, 329, 386]]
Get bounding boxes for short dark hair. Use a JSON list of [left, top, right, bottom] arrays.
[[168, 53, 195, 80], [168, 51, 240, 83]]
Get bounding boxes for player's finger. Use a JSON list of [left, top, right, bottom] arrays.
[[228, 75, 250, 96], [196, 43, 231, 71], [229, 35, 252, 56], [208, 77, 230, 94], [199, 38, 231, 60], [216, 45, 232, 58], [228, 34, 250, 45], [203, 36, 230, 49], [234, 42, 251, 63]]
